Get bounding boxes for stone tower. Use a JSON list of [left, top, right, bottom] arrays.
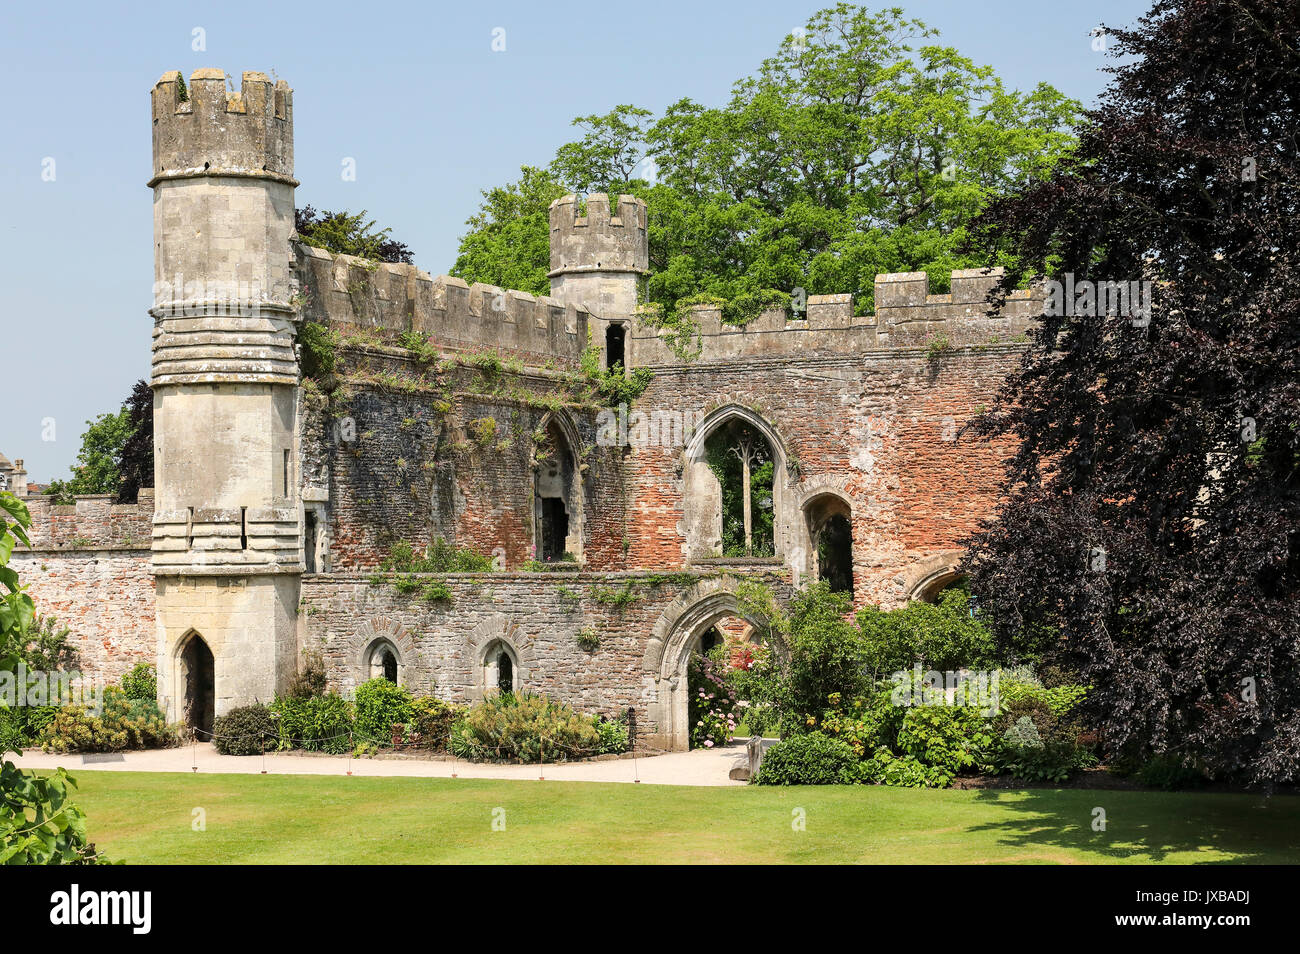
[[548, 193, 648, 368], [148, 69, 301, 733]]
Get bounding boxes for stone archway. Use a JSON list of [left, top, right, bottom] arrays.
[[901, 551, 968, 604], [679, 404, 793, 562], [641, 579, 782, 751], [463, 615, 536, 702], [355, 617, 414, 689], [176, 630, 215, 740]]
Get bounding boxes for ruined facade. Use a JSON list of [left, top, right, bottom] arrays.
[[9, 70, 1039, 751]]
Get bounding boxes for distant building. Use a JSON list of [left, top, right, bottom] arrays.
[[0, 452, 28, 498]]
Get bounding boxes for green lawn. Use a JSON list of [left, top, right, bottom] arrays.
[[59, 771, 1300, 864]]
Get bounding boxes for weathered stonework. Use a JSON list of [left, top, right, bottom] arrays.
[[10, 70, 1042, 751]]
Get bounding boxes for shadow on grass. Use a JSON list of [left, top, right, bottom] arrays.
[[965, 787, 1296, 863]]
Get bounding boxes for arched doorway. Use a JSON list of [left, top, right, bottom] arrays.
[[648, 584, 781, 750], [179, 633, 215, 741], [913, 569, 968, 604]]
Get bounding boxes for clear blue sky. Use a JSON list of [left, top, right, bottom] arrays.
[[0, 0, 1151, 483]]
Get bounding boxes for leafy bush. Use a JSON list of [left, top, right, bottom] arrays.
[[857, 585, 998, 676], [410, 695, 464, 751], [896, 705, 999, 784], [353, 678, 415, 743], [592, 714, 630, 755], [212, 704, 277, 756], [40, 687, 179, 754], [1, 763, 106, 864], [1000, 740, 1087, 783], [754, 732, 857, 785], [119, 662, 157, 701], [449, 691, 600, 763], [815, 693, 895, 758], [856, 748, 950, 787], [271, 693, 353, 753], [2, 492, 108, 864]]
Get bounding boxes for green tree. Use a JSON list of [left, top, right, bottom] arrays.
[[294, 206, 414, 263], [451, 4, 1078, 329], [450, 166, 568, 295], [46, 407, 133, 501]]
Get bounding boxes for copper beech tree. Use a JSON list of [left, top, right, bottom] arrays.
[[963, 0, 1300, 785]]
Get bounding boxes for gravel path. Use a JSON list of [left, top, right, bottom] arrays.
[[11, 739, 773, 787]]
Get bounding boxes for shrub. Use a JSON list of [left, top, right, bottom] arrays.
[[271, 693, 353, 753], [754, 732, 857, 785], [816, 704, 885, 758], [450, 691, 600, 763], [896, 705, 999, 784], [856, 748, 950, 787], [353, 678, 414, 744], [40, 687, 179, 753], [286, 650, 328, 700], [212, 704, 277, 756], [857, 585, 998, 676], [592, 714, 630, 755], [1000, 740, 1087, 783], [410, 695, 463, 751], [776, 584, 870, 731], [119, 662, 157, 701]]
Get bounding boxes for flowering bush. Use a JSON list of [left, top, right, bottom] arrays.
[[688, 651, 738, 749]]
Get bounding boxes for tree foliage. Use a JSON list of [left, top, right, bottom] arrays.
[[962, 0, 1300, 786], [116, 379, 153, 504], [46, 379, 152, 504], [45, 407, 132, 502], [295, 206, 414, 263], [451, 4, 1077, 327]]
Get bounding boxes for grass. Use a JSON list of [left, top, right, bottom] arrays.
[[61, 771, 1300, 864]]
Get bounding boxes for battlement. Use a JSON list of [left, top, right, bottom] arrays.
[[548, 193, 649, 276], [19, 491, 155, 552], [150, 69, 294, 187], [295, 244, 590, 367], [630, 268, 1042, 365]]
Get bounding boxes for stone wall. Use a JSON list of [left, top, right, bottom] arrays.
[[11, 550, 155, 685], [295, 244, 590, 370], [13, 493, 158, 685], [629, 268, 1039, 365], [300, 570, 788, 750]]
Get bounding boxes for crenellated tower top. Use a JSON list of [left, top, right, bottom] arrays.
[[548, 193, 648, 277], [150, 69, 295, 188]]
